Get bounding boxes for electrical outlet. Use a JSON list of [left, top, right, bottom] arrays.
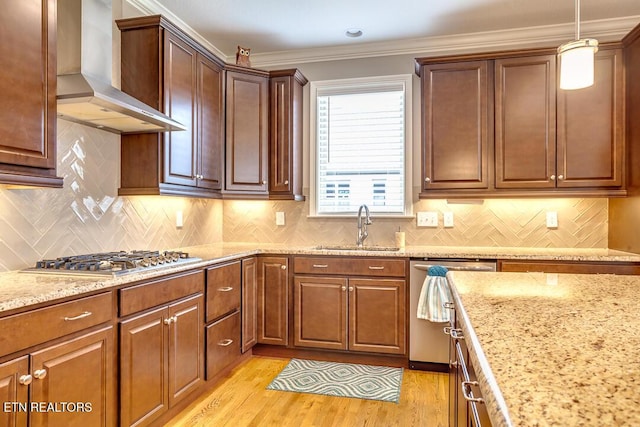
[[444, 212, 454, 228], [417, 211, 438, 227], [546, 211, 558, 229], [276, 211, 285, 226], [176, 210, 183, 228]]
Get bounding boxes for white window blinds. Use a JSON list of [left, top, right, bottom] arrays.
[[316, 85, 406, 214]]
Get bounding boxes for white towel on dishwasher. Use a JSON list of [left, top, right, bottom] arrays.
[[417, 274, 452, 322]]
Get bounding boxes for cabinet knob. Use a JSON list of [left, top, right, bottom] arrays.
[[550, 175, 556, 181], [19, 374, 33, 386], [424, 177, 431, 183], [558, 174, 564, 180], [280, 265, 287, 270], [341, 286, 346, 291], [348, 286, 354, 292], [284, 180, 289, 185], [33, 369, 47, 380], [164, 316, 177, 325], [262, 180, 267, 185]]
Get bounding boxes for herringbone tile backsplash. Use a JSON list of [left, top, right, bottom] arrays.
[[223, 197, 608, 249], [0, 121, 223, 272], [0, 121, 609, 273]]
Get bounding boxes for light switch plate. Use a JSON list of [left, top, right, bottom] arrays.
[[444, 212, 454, 228], [176, 210, 183, 228], [417, 211, 438, 227], [546, 212, 558, 229], [276, 211, 285, 226]]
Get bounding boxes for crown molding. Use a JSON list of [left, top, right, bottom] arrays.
[[124, 0, 228, 60], [252, 16, 640, 67], [122, 1, 639, 67]]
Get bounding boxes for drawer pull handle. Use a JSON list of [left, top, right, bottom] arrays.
[[33, 369, 47, 380], [443, 326, 452, 335], [450, 328, 464, 340], [64, 311, 92, 321], [461, 380, 484, 404], [443, 302, 455, 310], [218, 287, 234, 292], [368, 266, 385, 270], [312, 264, 328, 268], [19, 374, 32, 386], [218, 339, 234, 347]]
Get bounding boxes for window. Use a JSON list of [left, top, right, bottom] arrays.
[[310, 75, 412, 216]]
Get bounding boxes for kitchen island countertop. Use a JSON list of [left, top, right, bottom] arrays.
[[1, 242, 639, 315], [448, 270, 640, 426]]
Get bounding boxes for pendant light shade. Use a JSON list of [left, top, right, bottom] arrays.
[[558, 0, 598, 90]]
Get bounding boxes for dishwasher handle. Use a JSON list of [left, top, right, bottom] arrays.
[[413, 264, 496, 272]]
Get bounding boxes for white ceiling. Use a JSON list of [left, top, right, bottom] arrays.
[[127, 0, 640, 66]]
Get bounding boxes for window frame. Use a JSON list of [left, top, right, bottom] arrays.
[[309, 74, 413, 218]]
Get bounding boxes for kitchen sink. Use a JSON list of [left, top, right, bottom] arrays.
[[314, 245, 400, 252]]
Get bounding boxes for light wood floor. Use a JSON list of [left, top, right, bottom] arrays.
[[166, 356, 448, 427]]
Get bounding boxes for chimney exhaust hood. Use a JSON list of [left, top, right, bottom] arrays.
[[56, 0, 186, 134]]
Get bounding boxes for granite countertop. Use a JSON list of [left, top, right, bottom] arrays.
[[448, 270, 640, 427], [1, 242, 639, 315]]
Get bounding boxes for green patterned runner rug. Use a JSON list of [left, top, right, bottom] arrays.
[[266, 358, 403, 403]]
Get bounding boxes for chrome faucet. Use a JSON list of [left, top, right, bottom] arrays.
[[356, 204, 372, 248]]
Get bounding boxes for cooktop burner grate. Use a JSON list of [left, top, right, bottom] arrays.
[[23, 250, 201, 277]]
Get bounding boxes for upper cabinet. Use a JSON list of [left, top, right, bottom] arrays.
[[269, 69, 308, 201], [416, 45, 626, 198], [224, 66, 270, 197], [0, 0, 62, 188], [117, 15, 225, 198]]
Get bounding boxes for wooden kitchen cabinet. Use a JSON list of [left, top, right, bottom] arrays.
[[206, 261, 241, 323], [241, 257, 258, 352], [416, 46, 626, 198], [0, 291, 115, 427], [418, 60, 492, 193], [257, 256, 290, 346], [119, 271, 204, 427], [498, 259, 640, 275], [117, 15, 225, 198], [268, 69, 308, 201], [293, 257, 407, 355], [495, 54, 557, 189], [556, 48, 624, 188], [224, 66, 269, 196], [0, 0, 62, 187]]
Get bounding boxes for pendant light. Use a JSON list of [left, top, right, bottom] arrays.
[[558, 0, 598, 90]]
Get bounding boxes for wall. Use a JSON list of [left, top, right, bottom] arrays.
[[0, 121, 223, 272]]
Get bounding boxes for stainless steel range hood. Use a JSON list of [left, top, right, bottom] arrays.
[[56, 0, 185, 134]]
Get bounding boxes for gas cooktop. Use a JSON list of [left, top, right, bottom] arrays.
[[21, 250, 202, 277]]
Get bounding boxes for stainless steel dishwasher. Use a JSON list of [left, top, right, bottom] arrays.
[[409, 258, 496, 371]]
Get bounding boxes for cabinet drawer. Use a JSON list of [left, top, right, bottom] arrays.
[[119, 270, 204, 317], [206, 262, 241, 322], [294, 257, 406, 277], [0, 292, 112, 356], [206, 311, 240, 380]]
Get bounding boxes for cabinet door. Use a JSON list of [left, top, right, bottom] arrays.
[[120, 306, 169, 427], [196, 53, 224, 190], [163, 32, 197, 187], [348, 278, 406, 354], [294, 276, 348, 350], [225, 71, 269, 193], [0, 356, 28, 427], [206, 261, 241, 322], [0, 0, 58, 181], [241, 257, 258, 352], [557, 48, 624, 188], [420, 61, 491, 191], [168, 295, 203, 408], [495, 55, 557, 188], [258, 257, 289, 346], [269, 71, 306, 200], [30, 327, 115, 427]]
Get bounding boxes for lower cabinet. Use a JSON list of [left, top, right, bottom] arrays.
[[241, 257, 258, 352], [0, 327, 115, 427], [257, 256, 289, 346], [293, 276, 406, 355], [119, 293, 203, 427], [498, 259, 640, 275]]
